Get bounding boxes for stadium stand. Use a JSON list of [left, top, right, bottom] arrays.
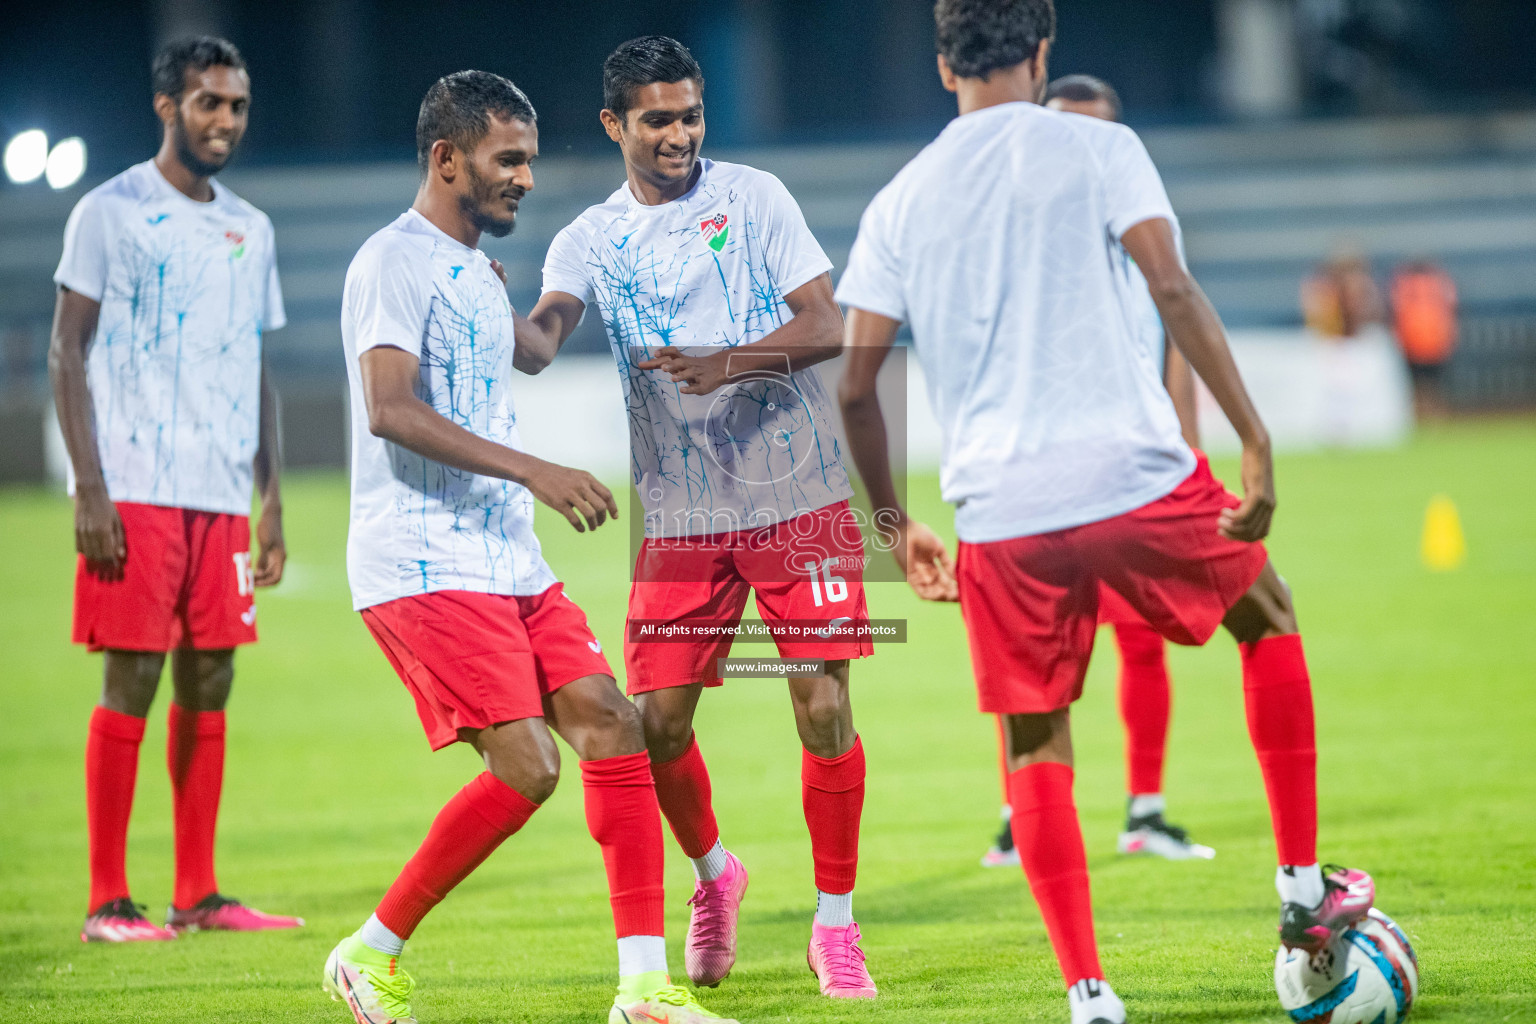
[[2, 110, 1534, 478]]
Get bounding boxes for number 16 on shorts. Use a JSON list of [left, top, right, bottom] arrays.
[[805, 557, 847, 607]]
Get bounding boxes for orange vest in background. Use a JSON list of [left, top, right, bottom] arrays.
[[1391, 269, 1458, 365]]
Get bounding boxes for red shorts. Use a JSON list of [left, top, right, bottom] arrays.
[[625, 500, 872, 693], [1097, 581, 1148, 628], [73, 502, 256, 652], [957, 455, 1268, 715], [362, 585, 613, 750]]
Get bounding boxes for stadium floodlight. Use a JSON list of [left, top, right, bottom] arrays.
[[45, 137, 87, 190], [4, 129, 49, 184]]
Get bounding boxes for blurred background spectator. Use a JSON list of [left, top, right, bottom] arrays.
[[1390, 259, 1459, 418], [1302, 247, 1386, 339]]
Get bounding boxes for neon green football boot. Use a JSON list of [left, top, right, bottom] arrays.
[[610, 970, 738, 1023], [323, 933, 417, 1024]]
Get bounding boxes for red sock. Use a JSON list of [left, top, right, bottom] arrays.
[[167, 704, 225, 909], [86, 707, 146, 911], [1115, 622, 1171, 796], [650, 733, 720, 858], [802, 736, 865, 894], [1007, 761, 1103, 987], [374, 772, 538, 938], [582, 752, 666, 937], [1241, 633, 1318, 866]]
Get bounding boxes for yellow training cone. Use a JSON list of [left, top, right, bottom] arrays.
[[1421, 495, 1466, 571]]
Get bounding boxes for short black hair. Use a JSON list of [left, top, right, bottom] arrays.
[[1046, 74, 1122, 121], [934, 0, 1056, 80], [602, 35, 704, 123], [416, 70, 536, 173], [152, 36, 246, 100]]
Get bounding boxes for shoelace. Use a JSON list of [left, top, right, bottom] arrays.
[[819, 928, 869, 983], [686, 882, 733, 947], [650, 983, 713, 1013], [368, 956, 416, 1018]]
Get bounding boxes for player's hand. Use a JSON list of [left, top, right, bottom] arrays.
[[1220, 442, 1276, 542], [887, 517, 958, 602], [75, 484, 126, 579], [490, 258, 508, 285], [254, 505, 286, 587], [524, 460, 620, 532], [636, 346, 732, 396]]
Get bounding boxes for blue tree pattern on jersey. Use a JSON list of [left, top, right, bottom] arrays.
[[574, 175, 851, 538], [88, 195, 266, 513], [385, 244, 551, 595]]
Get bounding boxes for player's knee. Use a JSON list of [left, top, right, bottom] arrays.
[[194, 654, 235, 708], [585, 690, 647, 754], [1004, 709, 1071, 766], [1225, 570, 1298, 643], [101, 650, 165, 716], [493, 755, 560, 805], [639, 703, 693, 762]]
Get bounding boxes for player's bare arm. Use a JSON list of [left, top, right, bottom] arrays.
[[1121, 217, 1274, 542], [359, 345, 618, 532], [514, 289, 586, 375], [252, 364, 285, 586], [636, 273, 844, 395], [838, 307, 958, 602], [1163, 339, 1200, 449], [48, 285, 125, 576]]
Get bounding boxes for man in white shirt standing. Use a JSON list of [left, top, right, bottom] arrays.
[[516, 36, 877, 1000], [983, 73, 1214, 870], [836, 3, 1375, 1022], [321, 70, 732, 1024], [50, 36, 300, 943]]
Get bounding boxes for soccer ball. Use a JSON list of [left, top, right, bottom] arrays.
[[1274, 908, 1419, 1023]]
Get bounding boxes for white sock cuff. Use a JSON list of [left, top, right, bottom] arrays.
[[1128, 793, 1165, 818], [815, 889, 854, 928], [359, 914, 405, 957], [691, 839, 729, 882], [617, 934, 668, 978], [1276, 863, 1325, 908]]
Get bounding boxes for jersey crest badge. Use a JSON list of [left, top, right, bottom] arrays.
[[224, 231, 246, 258], [699, 212, 729, 252]]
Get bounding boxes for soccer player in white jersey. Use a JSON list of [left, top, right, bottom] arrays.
[[321, 71, 732, 1024], [835, 3, 1375, 1022], [515, 36, 877, 1000], [982, 74, 1213, 870], [49, 36, 301, 943]]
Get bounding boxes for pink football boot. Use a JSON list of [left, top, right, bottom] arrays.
[[807, 920, 877, 998], [684, 852, 748, 987], [166, 893, 304, 933], [81, 899, 177, 942], [1279, 865, 1375, 951]]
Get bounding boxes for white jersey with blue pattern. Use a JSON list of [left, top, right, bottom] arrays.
[[542, 158, 852, 538], [342, 210, 556, 611], [53, 160, 285, 515]]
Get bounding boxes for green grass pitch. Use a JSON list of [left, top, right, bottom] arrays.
[[2, 419, 1533, 1023]]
